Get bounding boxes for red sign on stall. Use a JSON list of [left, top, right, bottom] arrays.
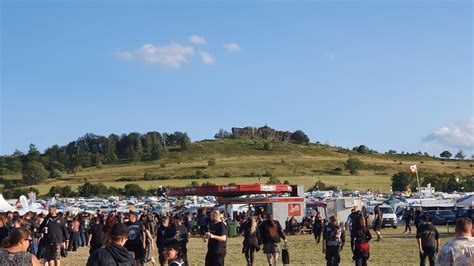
[[288, 203, 301, 216]]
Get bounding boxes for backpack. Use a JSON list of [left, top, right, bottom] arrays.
[[325, 225, 342, 246]]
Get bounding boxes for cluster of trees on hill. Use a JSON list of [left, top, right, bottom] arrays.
[[391, 171, 473, 193], [0, 131, 191, 186], [214, 129, 310, 144]]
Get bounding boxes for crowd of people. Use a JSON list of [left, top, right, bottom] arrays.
[[0, 204, 473, 266]]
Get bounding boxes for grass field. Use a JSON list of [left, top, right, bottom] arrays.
[[2, 139, 472, 195], [63, 225, 457, 265]]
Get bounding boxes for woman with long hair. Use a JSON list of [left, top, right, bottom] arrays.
[[0, 228, 41, 266], [240, 216, 260, 266], [351, 215, 372, 266]]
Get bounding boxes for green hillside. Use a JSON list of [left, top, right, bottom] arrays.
[[2, 139, 472, 195]]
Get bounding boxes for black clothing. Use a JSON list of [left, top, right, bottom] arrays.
[[325, 245, 341, 266], [156, 225, 176, 248], [239, 221, 260, 265], [40, 215, 68, 244], [124, 220, 145, 263], [313, 217, 323, 243], [323, 223, 345, 266], [416, 223, 439, 251], [86, 244, 135, 266], [0, 227, 9, 244], [259, 220, 285, 245], [208, 221, 227, 255], [205, 252, 225, 266], [88, 223, 105, 254], [175, 224, 189, 266], [351, 228, 372, 261], [419, 247, 436, 266]]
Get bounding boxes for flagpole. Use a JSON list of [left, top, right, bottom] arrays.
[[416, 170, 422, 205]]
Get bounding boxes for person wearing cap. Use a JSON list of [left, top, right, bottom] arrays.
[[39, 205, 68, 266], [162, 239, 185, 266], [86, 223, 135, 266], [156, 216, 177, 266], [416, 214, 439, 266], [124, 212, 146, 266]]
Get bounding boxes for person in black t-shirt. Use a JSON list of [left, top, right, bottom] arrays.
[[39, 206, 68, 266], [204, 210, 227, 266], [174, 216, 189, 266], [372, 205, 383, 241], [416, 215, 440, 266], [156, 216, 177, 266], [124, 212, 146, 266], [88, 216, 105, 255], [351, 215, 372, 266]]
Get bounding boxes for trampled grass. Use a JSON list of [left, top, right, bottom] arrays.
[[63, 225, 457, 265]]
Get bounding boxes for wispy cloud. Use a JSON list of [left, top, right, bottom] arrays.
[[200, 51, 215, 65], [422, 118, 474, 152], [189, 35, 206, 45], [224, 42, 241, 52], [116, 43, 195, 69], [324, 53, 336, 60]]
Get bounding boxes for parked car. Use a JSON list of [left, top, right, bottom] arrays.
[[424, 210, 456, 225], [456, 208, 474, 221], [367, 205, 398, 229]]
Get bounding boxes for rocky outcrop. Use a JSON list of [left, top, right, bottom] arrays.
[[231, 125, 292, 141]]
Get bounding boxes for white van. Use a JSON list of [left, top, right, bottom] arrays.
[[367, 205, 398, 229]]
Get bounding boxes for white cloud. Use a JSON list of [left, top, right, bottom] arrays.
[[189, 35, 206, 45], [118, 43, 195, 69], [200, 51, 215, 65], [115, 51, 135, 61], [224, 42, 241, 52], [422, 118, 474, 152], [324, 53, 336, 60]]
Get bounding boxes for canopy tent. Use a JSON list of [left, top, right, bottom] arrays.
[[167, 184, 292, 197], [456, 195, 474, 208], [0, 194, 16, 212]]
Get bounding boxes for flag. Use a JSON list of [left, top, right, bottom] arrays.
[[410, 165, 417, 174]]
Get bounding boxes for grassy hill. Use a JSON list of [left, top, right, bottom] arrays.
[[4, 139, 472, 195]]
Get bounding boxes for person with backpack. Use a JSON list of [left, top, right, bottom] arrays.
[[259, 213, 286, 266], [416, 215, 439, 266], [86, 223, 135, 266], [351, 215, 372, 266], [124, 212, 146, 266], [313, 211, 323, 244], [323, 215, 345, 266]]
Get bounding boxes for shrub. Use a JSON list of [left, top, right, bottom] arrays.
[[263, 171, 273, 177], [223, 172, 232, 178], [208, 158, 216, 166], [160, 163, 166, 168]]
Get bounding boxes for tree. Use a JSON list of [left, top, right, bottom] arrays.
[[22, 161, 49, 184], [179, 133, 191, 151], [78, 182, 108, 197], [455, 150, 466, 160], [391, 171, 415, 192], [353, 145, 369, 154], [440, 150, 452, 160], [262, 142, 273, 151], [27, 144, 41, 162], [214, 129, 232, 139], [290, 130, 310, 144], [123, 184, 145, 197], [345, 158, 363, 175]]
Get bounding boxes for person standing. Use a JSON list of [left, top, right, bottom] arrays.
[[372, 205, 383, 241], [39, 206, 68, 266], [0, 228, 41, 266], [174, 216, 189, 266], [162, 239, 185, 266], [403, 207, 413, 234], [416, 215, 440, 266], [259, 213, 286, 266], [239, 216, 260, 266], [437, 217, 474, 265], [351, 216, 372, 266], [124, 212, 146, 266], [68, 215, 80, 252], [204, 210, 227, 266], [313, 211, 323, 244], [323, 215, 345, 266], [156, 216, 177, 266], [87, 216, 105, 255], [86, 223, 135, 266]]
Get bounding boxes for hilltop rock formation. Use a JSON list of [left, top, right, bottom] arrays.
[[231, 125, 293, 141]]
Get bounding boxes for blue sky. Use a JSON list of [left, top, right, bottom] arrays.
[[1, 1, 473, 156]]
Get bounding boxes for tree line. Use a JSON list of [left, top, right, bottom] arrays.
[[391, 171, 473, 193], [0, 131, 191, 185]]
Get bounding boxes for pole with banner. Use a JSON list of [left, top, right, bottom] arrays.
[[410, 165, 421, 204]]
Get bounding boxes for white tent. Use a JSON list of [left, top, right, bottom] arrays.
[[456, 195, 474, 208], [0, 193, 17, 212]]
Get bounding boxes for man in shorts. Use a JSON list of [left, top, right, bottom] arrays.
[[39, 206, 68, 266]]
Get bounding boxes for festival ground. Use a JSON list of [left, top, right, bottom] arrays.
[[64, 225, 456, 265]]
